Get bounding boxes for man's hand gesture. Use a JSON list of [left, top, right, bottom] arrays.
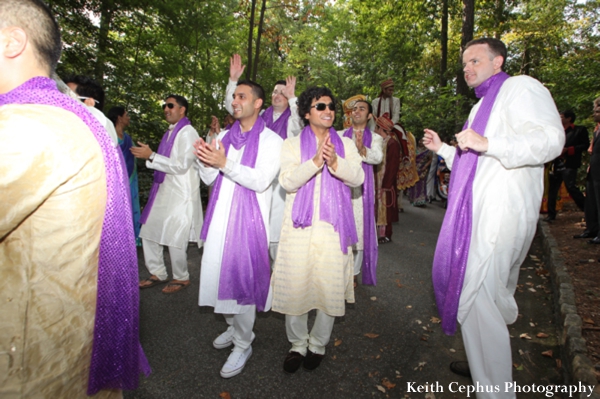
[[282, 76, 297, 99], [229, 54, 245, 81]]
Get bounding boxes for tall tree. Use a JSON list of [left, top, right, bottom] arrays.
[[456, 0, 475, 107], [246, 0, 257, 80]]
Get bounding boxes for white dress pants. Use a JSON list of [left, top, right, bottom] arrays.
[[269, 242, 279, 265], [286, 310, 335, 356], [460, 267, 515, 399], [223, 306, 256, 352], [353, 249, 364, 276], [142, 238, 189, 281]]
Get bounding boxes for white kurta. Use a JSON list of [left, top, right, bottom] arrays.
[[225, 79, 303, 243], [139, 124, 203, 249], [336, 129, 383, 249], [197, 126, 283, 314], [87, 106, 119, 147], [368, 96, 400, 130], [437, 75, 564, 325]]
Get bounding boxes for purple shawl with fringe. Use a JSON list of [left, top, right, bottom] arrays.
[[344, 127, 378, 285], [200, 118, 271, 311], [292, 126, 358, 254], [0, 76, 150, 394], [433, 72, 510, 335], [140, 116, 191, 224], [261, 106, 291, 139]]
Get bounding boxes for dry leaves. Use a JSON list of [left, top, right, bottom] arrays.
[[334, 339, 343, 346], [519, 333, 532, 340], [537, 332, 549, 338], [542, 350, 553, 358], [395, 279, 403, 288], [430, 316, 441, 324], [584, 318, 595, 325], [219, 392, 231, 399], [376, 385, 386, 393], [382, 378, 396, 389], [364, 333, 380, 339], [370, 296, 377, 301]]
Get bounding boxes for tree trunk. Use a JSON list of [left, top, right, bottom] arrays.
[[456, 0, 474, 109], [440, 0, 448, 87], [95, 0, 114, 86], [246, 0, 257, 80], [494, 0, 504, 39], [252, 0, 267, 81]]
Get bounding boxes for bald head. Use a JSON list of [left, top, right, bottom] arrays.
[[0, 0, 61, 74]]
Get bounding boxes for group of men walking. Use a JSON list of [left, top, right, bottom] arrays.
[[0, 1, 576, 397]]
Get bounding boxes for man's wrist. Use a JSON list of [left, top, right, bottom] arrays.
[[149, 152, 156, 162]]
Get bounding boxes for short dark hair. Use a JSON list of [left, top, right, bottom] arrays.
[[165, 94, 188, 115], [297, 86, 336, 127], [561, 110, 576, 123], [107, 106, 126, 126], [63, 74, 106, 111], [274, 80, 287, 86], [237, 79, 265, 108], [465, 37, 507, 70], [355, 99, 373, 115], [0, 0, 61, 73]]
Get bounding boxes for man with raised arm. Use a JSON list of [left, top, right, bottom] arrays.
[[225, 54, 303, 261], [338, 96, 383, 286], [195, 80, 283, 378], [133, 94, 203, 294], [423, 38, 563, 398], [0, 0, 148, 396], [271, 87, 364, 373]]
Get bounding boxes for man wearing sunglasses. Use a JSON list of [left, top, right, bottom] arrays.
[[194, 80, 283, 378], [271, 87, 364, 373], [132, 95, 203, 295], [337, 97, 383, 287], [225, 54, 303, 264]]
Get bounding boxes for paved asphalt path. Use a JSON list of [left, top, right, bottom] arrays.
[[125, 199, 563, 399]]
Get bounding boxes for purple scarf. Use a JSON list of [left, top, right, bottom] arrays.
[[261, 106, 291, 139], [433, 72, 510, 335], [200, 119, 271, 311], [344, 127, 378, 285], [139, 117, 191, 224], [0, 77, 151, 393], [292, 126, 358, 254]]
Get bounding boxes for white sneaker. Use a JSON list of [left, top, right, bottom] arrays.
[[213, 327, 234, 349], [220, 346, 252, 378]]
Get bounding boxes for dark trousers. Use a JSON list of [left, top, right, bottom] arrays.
[[547, 168, 585, 218], [584, 175, 600, 236]]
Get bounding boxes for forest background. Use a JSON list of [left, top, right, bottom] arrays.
[[50, 0, 600, 197]]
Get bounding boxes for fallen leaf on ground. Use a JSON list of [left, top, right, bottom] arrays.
[[219, 392, 231, 399], [382, 378, 396, 389], [529, 255, 539, 260], [370, 296, 377, 301], [529, 322, 536, 327], [376, 385, 386, 393], [584, 318, 595, 325], [537, 332, 549, 338], [415, 319, 422, 324], [520, 333, 532, 340], [425, 393, 436, 399], [449, 348, 456, 352], [541, 350, 553, 358], [420, 335, 428, 341], [376, 354, 381, 359], [365, 333, 379, 339], [556, 359, 562, 369], [395, 279, 403, 288], [334, 339, 342, 346], [332, 355, 337, 360], [430, 316, 441, 324], [528, 288, 537, 292], [406, 305, 412, 309]]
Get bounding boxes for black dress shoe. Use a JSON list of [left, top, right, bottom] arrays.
[[283, 351, 304, 373], [543, 216, 555, 222], [303, 350, 325, 371], [574, 232, 596, 239], [588, 237, 600, 244], [449, 361, 472, 378]]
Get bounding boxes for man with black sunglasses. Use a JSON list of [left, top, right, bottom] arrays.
[[271, 86, 364, 373], [225, 54, 303, 264], [132, 94, 203, 295]]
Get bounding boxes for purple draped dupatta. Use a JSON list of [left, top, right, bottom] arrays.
[[140, 116, 191, 224], [432, 72, 510, 335], [343, 127, 378, 285], [292, 126, 358, 254], [0, 77, 150, 394], [261, 106, 290, 139], [200, 119, 271, 311]]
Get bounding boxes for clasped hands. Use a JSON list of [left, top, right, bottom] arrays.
[[193, 138, 227, 169], [312, 134, 338, 172]]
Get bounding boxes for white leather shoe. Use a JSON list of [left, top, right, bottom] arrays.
[[213, 327, 234, 349], [220, 346, 252, 378]]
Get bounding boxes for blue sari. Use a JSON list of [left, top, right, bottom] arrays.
[[119, 133, 141, 245]]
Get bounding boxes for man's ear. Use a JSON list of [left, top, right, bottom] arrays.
[[1, 27, 28, 59], [493, 55, 503, 71], [254, 97, 264, 111], [367, 113, 373, 121]]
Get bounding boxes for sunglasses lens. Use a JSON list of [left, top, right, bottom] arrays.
[[316, 103, 326, 111], [328, 103, 335, 111], [162, 103, 175, 110]]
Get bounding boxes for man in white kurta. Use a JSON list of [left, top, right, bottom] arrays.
[[337, 98, 383, 281], [272, 87, 364, 373], [368, 78, 400, 131], [424, 38, 563, 399], [133, 95, 202, 294], [195, 80, 282, 378], [225, 54, 303, 262]]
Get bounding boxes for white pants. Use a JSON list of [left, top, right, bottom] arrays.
[[285, 310, 335, 356], [460, 268, 515, 399], [142, 238, 189, 281], [223, 306, 256, 352], [353, 250, 363, 276], [269, 242, 279, 265]]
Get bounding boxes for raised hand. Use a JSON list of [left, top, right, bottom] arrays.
[[229, 54, 246, 81], [355, 129, 366, 156], [282, 76, 297, 99], [423, 129, 443, 153]]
